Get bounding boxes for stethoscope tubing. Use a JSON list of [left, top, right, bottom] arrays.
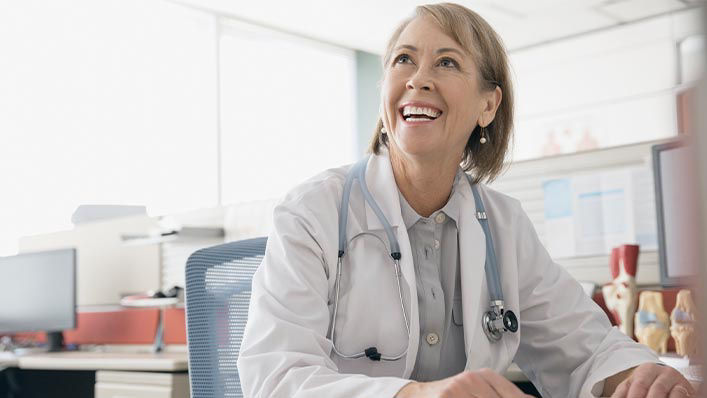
[[330, 156, 514, 360], [330, 251, 410, 361]]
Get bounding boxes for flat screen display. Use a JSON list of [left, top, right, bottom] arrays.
[[0, 248, 76, 333], [653, 142, 699, 286]]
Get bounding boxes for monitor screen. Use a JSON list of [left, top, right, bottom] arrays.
[[653, 141, 699, 286], [0, 248, 76, 333]]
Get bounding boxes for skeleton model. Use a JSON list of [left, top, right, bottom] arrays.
[[634, 291, 671, 354], [602, 245, 639, 337], [670, 289, 698, 358]]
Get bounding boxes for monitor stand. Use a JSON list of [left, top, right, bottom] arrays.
[[46, 331, 64, 352]]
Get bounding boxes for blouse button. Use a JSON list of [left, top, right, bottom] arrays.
[[434, 239, 440, 249], [435, 213, 446, 224], [426, 332, 440, 345]]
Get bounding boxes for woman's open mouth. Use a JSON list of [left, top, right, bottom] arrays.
[[399, 105, 443, 125]]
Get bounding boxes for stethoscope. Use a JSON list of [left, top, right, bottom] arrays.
[[328, 156, 518, 362]]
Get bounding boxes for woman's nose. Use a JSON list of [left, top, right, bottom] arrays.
[[406, 69, 434, 91]]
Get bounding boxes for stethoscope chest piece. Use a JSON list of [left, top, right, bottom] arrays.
[[482, 302, 519, 342]]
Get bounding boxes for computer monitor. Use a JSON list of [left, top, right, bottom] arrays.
[[0, 248, 76, 351], [652, 140, 700, 287]]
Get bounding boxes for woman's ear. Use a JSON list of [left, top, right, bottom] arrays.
[[479, 85, 502, 126]]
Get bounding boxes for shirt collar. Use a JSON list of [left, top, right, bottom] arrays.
[[398, 167, 466, 229]]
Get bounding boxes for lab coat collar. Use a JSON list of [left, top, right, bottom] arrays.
[[364, 151, 471, 231], [397, 167, 466, 230], [363, 152, 404, 231]]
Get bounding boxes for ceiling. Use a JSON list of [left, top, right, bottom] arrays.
[[172, 0, 703, 53]]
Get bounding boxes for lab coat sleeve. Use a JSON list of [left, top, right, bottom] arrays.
[[511, 203, 659, 398], [237, 197, 412, 398]]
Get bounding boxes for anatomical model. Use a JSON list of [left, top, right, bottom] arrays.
[[670, 289, 698, 358], [634, 291, 671, 354], [602, 245, 639, 337]]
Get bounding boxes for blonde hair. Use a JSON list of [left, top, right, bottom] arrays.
[[368, 3, 514, 184]]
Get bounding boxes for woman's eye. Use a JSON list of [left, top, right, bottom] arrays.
[[438, 58, 458, 69], [395, 54, 412, 65]]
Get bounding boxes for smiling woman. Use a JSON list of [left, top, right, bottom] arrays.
[[236, 3, 694, 398], [371, 3, 513, 186]]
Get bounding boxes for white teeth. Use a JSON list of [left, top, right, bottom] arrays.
[[406, 117, 433, 122], [402, 105, 441, 118]]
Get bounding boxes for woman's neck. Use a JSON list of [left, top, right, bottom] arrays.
[[389, 147, 460, 218]]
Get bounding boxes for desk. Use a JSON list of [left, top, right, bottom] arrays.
[[0, 353, 18, 370], [17, 351, 187, 372], [0, 351, 189, 398]]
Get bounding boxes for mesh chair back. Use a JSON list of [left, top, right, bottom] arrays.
[[185, 237, 267, 398]]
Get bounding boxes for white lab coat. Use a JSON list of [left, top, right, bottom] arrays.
[[237, 152, 658, 398]]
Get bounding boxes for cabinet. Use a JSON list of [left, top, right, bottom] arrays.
[[95, 370, 189, 398]]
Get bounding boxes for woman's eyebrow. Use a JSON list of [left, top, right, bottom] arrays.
[[394, 45, 464, 57], [436, 47, 464, 57], [394, 44, 417, 52]]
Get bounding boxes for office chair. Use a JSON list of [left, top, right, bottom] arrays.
[[185, 237, 267, 398]]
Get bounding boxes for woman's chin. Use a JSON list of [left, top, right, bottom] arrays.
[[394, 142, 440, 159], [393, 130, 440, 154]]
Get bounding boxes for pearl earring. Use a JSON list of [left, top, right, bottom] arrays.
[[480, 126, 488, 144], [381, 126, 388, 135]]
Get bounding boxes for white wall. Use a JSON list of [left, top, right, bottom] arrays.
[[509, 8, 702, 161], [19, 215, 162, 306], [487, 9, 704, 285], [218, 20, 357, 204]]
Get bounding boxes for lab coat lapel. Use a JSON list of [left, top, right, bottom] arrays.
[[457, 179, 493, 369], [363, 153, 401, 231], [363, 153, 420, 378]]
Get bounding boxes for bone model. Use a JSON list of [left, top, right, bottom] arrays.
[[634, 291, 671, 354], [670, 289, 698, 358]]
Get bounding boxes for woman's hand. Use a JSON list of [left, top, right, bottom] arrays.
[[395, 369, 535, 398], [609, 363, 695, 397]]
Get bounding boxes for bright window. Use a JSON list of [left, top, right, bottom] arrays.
[[0, 1, 359, 256], [1, 0, 219, 256], [219, 21, 357, 205]]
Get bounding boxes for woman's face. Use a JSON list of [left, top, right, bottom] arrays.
[[381, 16, 499, 162]]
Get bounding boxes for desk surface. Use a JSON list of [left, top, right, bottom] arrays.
[[0, 352, 18, 369], [4, 350, 517, 378], [2, 351, 187, 372], [7, 352, 697, 387]]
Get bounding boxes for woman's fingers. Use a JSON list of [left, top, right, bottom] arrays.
[[454, 371, 501, 398], [646, 369, 693, 398], [475, 368, 535, 397], [668, 384, 695, 398], [612, 363, 695, 398], [626, 364, 662, 398], [406, 369, 534, 398], [645, 372, 677, 398], [611, 378, 631, 398], [668, 385, 692, 398]]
